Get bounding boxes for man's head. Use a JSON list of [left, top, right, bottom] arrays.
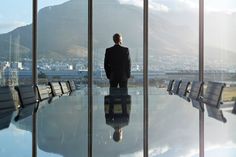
[[113, 33, 122, 45], [113, 128, 123, 142]]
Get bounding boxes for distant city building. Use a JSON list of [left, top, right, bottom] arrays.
[[68, 65, 73, 70], [11, 62, 23, 70], [3, 67, 19, 86]]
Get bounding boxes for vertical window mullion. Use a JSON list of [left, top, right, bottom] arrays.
[[32, 0, 38, 157], [199, 0, 204, 157], [143, 0, 149, 157], [88, 0, 93, 157]]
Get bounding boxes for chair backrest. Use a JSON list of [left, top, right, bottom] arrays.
[[48, 82, 63, 97], [202, 81, 225, 108], [189, 81, 204, 101], [0, 86, 16, 130], [172, 80, 182, 95], [36, 85, 51, 101], [67, 80, 76, 92], [15, 85, 37, 107], [178, 81, 191, 98], [0, 86, 15, 112], [59, 82, 70, 94], [14, 85, 37, 121], [188, 81, 204, 111], [167, 80, 174, 95]]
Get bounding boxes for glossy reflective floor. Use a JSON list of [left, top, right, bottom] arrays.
[[1, 87, 236, 157]]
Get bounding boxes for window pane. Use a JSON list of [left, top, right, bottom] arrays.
[[0, 1, 32, 86], [0, 0, 33, 156], [205, 1, 236, 156], [149, 1, 199, 156], [93, 0, 144, 156], [37, 0, 88, 157]]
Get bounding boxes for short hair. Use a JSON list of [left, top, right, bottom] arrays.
[[113, 33, 122, 44], [113, 129, 123, 142], [113, 130, 122, 142]]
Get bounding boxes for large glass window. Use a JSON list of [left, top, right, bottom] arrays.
[[37, 0, 88, 156], [205, 1, 236, 156], [0, 0, 33, 156], [4, 0, 236, 157], [149, 1, 199, 156], [0, 1, 32, 86], [93, 0, 144, 156]]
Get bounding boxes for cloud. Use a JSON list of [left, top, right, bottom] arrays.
[[119, 0, 169, 12], [178, 0, 236, 14], [224, 9, 236, 14], [205, 7, 236, 15], [120, 146, 169, 157], [149, 146, 169, 156], [39, 0, 69, 10], [0, 21, 26, 34], [119, 0, 143, 8], [184, 142, 236, 157], [149, 1, 169, 12], [120, 150, 143, 157], [178, 0, 198, 9]]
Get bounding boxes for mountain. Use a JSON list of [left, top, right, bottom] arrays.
[[0, 0, 236, 65], [0, 0, 197, 60]]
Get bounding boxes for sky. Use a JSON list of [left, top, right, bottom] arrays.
[[0, 0, 236, 34], [0, 0, 69, 33], [119, 0, 236, 12]]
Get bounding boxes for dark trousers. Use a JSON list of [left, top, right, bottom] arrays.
[[109, 80, 128, 95], [110, 80, 127, 88]]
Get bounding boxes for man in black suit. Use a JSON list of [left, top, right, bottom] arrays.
[[104, 33, 131, 88]]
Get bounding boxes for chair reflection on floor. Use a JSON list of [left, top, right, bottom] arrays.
[[14, 85, 38, 121], [104, 87, 131, 142], [0, 86, 16, 130]]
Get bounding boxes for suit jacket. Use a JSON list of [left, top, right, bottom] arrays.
[[104, 45, 131, 81]]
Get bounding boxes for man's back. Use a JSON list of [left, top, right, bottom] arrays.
[[104, 45, 131, 81]]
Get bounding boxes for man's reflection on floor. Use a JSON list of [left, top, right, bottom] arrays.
[[104, 87, 131, 142]]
